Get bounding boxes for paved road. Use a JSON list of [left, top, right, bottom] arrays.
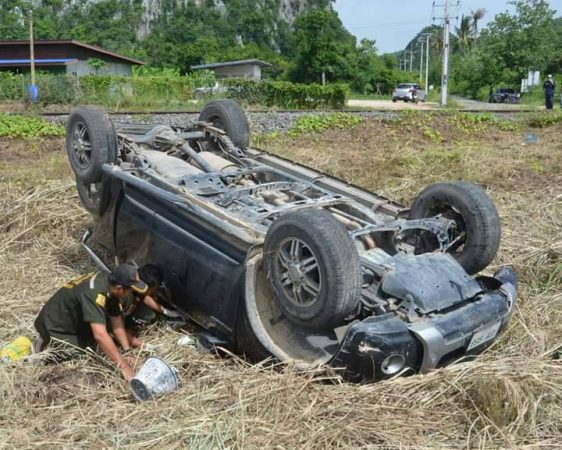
[[348, 97, 536, 111], [451, 96, 526, 111]]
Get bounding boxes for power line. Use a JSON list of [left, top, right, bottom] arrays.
[[432, 1, 460, 106]]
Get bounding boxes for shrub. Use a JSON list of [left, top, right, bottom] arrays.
[[0, 72, 347, 110], [0, 72, 204, 108], [288, 113, 363, 136], [527, 110, 562, 128], [222, 79, 348, 109], [0, 115, 65, 138]]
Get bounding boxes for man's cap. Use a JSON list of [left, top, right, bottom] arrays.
[[548, 74, 553, 78], [109, 264, 148, 294]]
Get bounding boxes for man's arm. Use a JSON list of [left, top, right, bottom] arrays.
[[143, 295, 182, 318], [126, 328, 144, 348], [110, 311, 144, 348], [90, 322, 134, 381], [143, 294, 165, 314], [109, 315, 131, 350]]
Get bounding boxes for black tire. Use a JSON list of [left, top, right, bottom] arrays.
[[66, 106, 117, 184], [264, 209, 361, 329], [409, 181, 501, 275], [199, 100, 250, 149], [76, 178, 112, 216]]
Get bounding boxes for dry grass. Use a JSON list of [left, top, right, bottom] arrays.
[[0, 115, 561, 449]]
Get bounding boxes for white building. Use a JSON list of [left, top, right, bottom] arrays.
[[191, 59, 272, 80]]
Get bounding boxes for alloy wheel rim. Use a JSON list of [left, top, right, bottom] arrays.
[[276, 238, 322, 307], [72, 122, 92, 169]]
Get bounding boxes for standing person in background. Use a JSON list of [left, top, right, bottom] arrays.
[[411, 85, 418, 104], [543, 75, 556, 110]]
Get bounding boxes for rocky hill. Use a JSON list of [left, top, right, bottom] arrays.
[[2, 0, 331, 68], [135, 0, 329, 38]]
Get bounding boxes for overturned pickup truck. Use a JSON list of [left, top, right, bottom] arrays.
[[66, 100, 517, 382]]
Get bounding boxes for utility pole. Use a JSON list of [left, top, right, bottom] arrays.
[[441, 8, 449, 106], [425, 33, 430, 91], [409, 48, 413, 72], [419, 33, 431, 88], [28, 10, 39, 103], [418, 37, 425, 85], [433, 1, 460, 106], [29, 12, 35, 87]]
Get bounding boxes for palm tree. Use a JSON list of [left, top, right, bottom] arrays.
[[471, 8, 486, 38], [455, 15, 472, 51]]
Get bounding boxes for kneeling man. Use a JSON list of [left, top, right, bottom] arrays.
[[34, 264, 148, 380]]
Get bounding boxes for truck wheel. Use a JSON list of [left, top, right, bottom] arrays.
[[409, 181, 501, 275], [264, 209, 361, 329], [76, 178, 111, 216], [199, 99, 250, 149], [66, 106, 117, 184]]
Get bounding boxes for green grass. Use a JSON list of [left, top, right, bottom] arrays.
[[348, 93, 390, 101], [0, 114, 65, 138], [520, 84, 561, 107], [526, 110, 562, 128], [520, 87, 546, 106], [287, 113, 363, 137]]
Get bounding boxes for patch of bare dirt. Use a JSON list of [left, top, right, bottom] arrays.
[[0, 137, 63, 162]]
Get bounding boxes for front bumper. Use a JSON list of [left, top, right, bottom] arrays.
[[330, 266, 517, 382], [393, 95, 413, 101]]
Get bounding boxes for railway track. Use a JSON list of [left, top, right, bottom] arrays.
[[37, 108, 534, 117]]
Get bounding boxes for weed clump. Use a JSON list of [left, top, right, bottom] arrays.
[[0, 114, 65, 138], [288, 113, 363, 137], [527, 110, 562, 128]]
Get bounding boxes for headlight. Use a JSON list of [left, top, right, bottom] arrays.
[[381, 354, 406, 375]]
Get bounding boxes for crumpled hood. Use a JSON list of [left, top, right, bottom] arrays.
[[380, 253, 482, 314]]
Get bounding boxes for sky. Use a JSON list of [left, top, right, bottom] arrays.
[[333, 0, 562, 54]]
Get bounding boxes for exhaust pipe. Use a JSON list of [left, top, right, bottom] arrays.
[[81, 229, 111, 273]]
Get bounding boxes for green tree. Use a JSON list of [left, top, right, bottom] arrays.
[[451, 0, 561, 98], [289, 9, 358, 84], [0, 1, 27, 39], [481, 0, 558, 75], [455, 15, 473, 51]]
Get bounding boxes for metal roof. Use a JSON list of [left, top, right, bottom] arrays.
[[0, 40, 144, 65], [0, 58, 78, 66], [191, 59, 272, 70]]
